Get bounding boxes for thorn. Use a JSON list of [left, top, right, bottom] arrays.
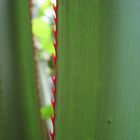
[[53, 4, 57, 13], [52, 75, 56, 85], [51, 116, 55, 125], [51, 99, 55, 108], [53, 29, 57, 39], [52, 53, 56, 64], [52, 87, 56, 97], [54, 17, 57, 24], [49, 130, 54, 140], [53, 42, 57, 50]]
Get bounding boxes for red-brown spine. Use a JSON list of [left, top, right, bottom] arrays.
[[50, 1, 58, 140]]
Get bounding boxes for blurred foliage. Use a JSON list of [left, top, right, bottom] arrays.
[[32, 18, 54, 54], [38, 0, 52, 17], [40, 105, 54, 119], [32, 0, 55, 55]]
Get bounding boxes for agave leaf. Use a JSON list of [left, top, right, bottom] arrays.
[[0, 0, 43, 140]]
